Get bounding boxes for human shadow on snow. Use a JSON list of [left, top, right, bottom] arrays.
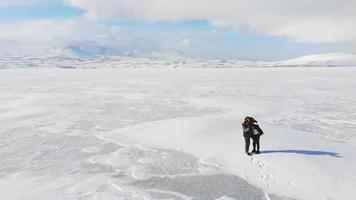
[[261, 150, 342, 158]]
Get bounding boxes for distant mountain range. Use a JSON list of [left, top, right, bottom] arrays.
[[123, 49, 187, 59], [41, 45, 187, 59], [41, 45, 120, 59], [1, 44, 356, 69], [41, 45, 356, 67]]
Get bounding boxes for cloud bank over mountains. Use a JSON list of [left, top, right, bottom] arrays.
[[0, 0, 355, 59], [64, 0, 356, 43]]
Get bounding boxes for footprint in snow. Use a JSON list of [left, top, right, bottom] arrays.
[[249, 157, 267, 169]]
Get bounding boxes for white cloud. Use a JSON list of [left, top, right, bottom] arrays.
[[0, 20, 74, 54], [64, 0, 356, 43]]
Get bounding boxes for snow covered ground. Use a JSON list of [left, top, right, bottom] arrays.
[[0, 65, 356, 200]]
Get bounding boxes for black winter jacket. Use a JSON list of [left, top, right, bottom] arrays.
[[242, 123, 263, 137], [242, 123, 252, 137]]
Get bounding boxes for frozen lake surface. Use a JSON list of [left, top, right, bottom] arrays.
[[0, 67, 355, 200]]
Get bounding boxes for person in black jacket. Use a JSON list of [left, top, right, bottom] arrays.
[[242, 117, 253, 155], [242, 116, 264, 155], [249, 117, 264, 154]]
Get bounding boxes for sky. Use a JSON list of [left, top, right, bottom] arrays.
[[0, 0, 355, 60]]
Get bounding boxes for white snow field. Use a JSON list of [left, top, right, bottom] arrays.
[[0, 60, 356, 200]]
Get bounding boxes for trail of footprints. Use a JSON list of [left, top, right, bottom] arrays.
[[248, 156, 274, 191], [249, 156, 297, 192]]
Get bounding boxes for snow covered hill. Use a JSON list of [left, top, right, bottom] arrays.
[[274, 53, 356, 67]]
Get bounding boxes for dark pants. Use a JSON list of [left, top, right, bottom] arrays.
[[244, 136, 251, 153], [252, 135, 260, 151]]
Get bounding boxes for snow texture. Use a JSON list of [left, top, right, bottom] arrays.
[[0, 60, 356, 200]]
